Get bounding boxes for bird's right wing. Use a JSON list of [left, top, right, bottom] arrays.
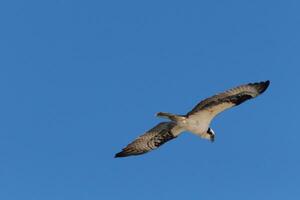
[[186, 80, 270, 122], [115, 122, 184, 158]]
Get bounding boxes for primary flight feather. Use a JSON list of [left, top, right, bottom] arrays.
[[115, 80, 270, 158]]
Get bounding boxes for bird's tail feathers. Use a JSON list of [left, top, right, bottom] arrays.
[[156, 112, 186, 122]]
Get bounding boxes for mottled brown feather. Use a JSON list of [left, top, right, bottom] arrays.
[[115, 122, 183, 158]]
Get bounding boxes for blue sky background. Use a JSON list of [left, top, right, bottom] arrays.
[[0, 0, 299, 199]]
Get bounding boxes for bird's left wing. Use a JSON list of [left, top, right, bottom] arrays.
[[115, 122, 184, 158]]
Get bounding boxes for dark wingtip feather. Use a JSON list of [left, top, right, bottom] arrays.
[[156, 112, 163, 117], [258, 80, 270, 94], [114, 151, 128, 158], [115, 148, 146, 158]]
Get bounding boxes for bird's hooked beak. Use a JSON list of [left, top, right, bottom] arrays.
[[207, 128, 215, 143]]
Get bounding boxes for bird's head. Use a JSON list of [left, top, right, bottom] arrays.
[[206, 127, 215, 142]]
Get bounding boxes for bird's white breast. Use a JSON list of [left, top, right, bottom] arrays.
[[179, 113, 211, 136]]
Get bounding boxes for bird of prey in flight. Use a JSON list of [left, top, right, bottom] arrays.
[[115, 80, 270, 158]]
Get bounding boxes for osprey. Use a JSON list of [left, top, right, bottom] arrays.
[[115, 80, 270, 158]]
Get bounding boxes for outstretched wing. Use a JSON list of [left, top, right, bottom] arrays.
[[186, 80, 270, 121], [115, 122, 184, 158]]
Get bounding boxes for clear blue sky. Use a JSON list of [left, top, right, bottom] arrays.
[[0, 1, 299, 200]]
